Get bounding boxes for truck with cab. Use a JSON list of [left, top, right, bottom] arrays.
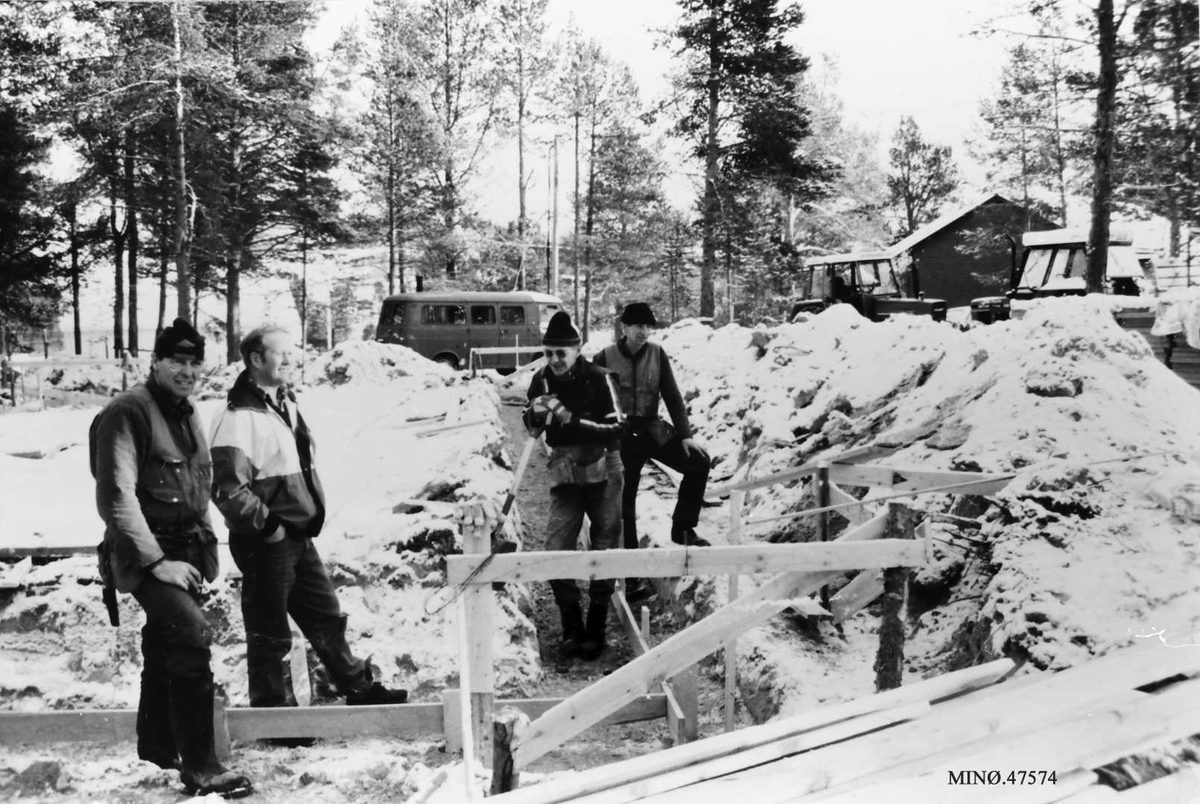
[[789, 251, 948, 323], [969, 229, 1157, 323]]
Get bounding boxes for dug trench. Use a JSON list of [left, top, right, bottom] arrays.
[[495, 399, 759, 778]]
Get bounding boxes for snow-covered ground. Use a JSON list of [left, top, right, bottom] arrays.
[[3, 296, 1200, 800]]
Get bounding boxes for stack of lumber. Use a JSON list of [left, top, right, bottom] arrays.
[[493, 637, 1200, 803]]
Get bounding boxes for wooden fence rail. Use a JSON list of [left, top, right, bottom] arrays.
[[454, 453, 1014, 796]]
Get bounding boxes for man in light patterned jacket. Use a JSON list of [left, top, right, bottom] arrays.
[[210, 325, 406, 738]]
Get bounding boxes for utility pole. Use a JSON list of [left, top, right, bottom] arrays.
[[573, 118, 581, 323], [551, 136, 560, 299]]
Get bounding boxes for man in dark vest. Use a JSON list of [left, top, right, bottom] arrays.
[[210, 325, 407, 744], [524, 311, 625, 659], [91, 318, 253, 798], [593, 302, 712, 602]]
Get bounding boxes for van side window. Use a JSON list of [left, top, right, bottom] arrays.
[[500, 305, 525, 325], [471, 305, 496, 325], [422, 305, 466, 325]]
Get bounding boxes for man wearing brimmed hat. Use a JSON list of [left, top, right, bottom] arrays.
[[594, 302, 712, 601], [523, 311, 625, 660], [90, 318, 253, 798]]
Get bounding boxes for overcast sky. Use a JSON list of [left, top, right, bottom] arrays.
[[318, 0, 1015, 221]]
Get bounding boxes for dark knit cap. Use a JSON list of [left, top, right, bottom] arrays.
[[620, 302, 657, 327], [154, 317, 205, 361], [542, 311, 582, 347]]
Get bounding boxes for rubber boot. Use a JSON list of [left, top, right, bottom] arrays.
[[136, 633, 179, 770], [558, 603, 584, 660], [578, 602, 609, 660], [171, 673, 254, 798]]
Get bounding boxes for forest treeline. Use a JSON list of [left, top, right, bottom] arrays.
[[0, 0, 1195, 359]]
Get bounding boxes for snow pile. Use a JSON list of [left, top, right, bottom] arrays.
[[308, 340, 454, 387], [651, 296, 1200, 711], [43, 360, 146, 397]]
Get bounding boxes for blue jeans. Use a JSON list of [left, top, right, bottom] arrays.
[[229, 535, 368, 707], [544, 451, 623, 607]]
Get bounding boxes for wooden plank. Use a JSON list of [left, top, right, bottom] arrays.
[[0, 541, 229, 560], [666, 666, 699, 745], [1058, 787, 1120, 803], [228, 702, 445, 740], [416, 418, 491, 438], [725, 491, 744, 733], [818, 689, 1147, 799], [921, 680, 1200, 785], [827, 483, 873, 525], [829, 571, 883, 623], [1116, 766, 1200, 803], [511, 511, 888, 766], [447, 538, 922, 587], [0, 710, 137, 744], [828, 464, 1013, 495], [666, 644, 1200, 804], [808, 768, 1100, 804], [489, 660, 1012, 804], [458, 512, 495, 770], [575, 703, 930, 804], [707, 446, 891, 497]]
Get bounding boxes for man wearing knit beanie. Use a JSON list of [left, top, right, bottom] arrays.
[[91, 318, 254, 797], [594, 302, 712, 603], [523, 311, 626, 661]]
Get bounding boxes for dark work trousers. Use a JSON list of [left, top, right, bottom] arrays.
[[544, 451, 623, 607], [620, 427, 711, 550], [130, 532, 218, 773], [229, 535, 368, 707]]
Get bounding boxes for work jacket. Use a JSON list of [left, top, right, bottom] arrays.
[[523, 358, 624, 451], [594, 339, 692, 438], [91, 379, 218, 592], [210, 370, 326, 540]]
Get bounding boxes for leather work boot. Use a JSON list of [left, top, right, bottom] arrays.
[[671, 526, 711, 547], [558, 603, 585, 660], [180, 767, 254, 799], [577, 602, 609, 660], [346, 665, 409, 706], [624, 578, 657, 605]]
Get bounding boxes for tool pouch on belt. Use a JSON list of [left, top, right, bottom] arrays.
[[639, 419, 676, 449], [96, 540, 119, 627], [547, 444, 608, 488]]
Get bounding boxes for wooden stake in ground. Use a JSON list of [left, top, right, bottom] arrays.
[[491, 707, 530, 794], [874, 504, 914, 692]]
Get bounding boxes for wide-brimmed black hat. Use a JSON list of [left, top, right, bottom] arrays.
[[154, 318, 205, 361], [620, 302, 657, 327], [542, 311, 582, 347]]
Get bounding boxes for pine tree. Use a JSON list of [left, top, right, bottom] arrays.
[[671, 0, 832, 320], [886, 116, 959, 237], [974, 42, 1073, 227], [1117, 0, 1198, 257]]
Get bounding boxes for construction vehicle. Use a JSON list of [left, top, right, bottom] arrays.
[[789, 251, 948, 323], [969, 229, 1157, 323]]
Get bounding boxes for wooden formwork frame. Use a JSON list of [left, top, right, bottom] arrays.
[[448, 451, 1012, 794]]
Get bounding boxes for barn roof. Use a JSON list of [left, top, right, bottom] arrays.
[[888, 192, 1014, 256]]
